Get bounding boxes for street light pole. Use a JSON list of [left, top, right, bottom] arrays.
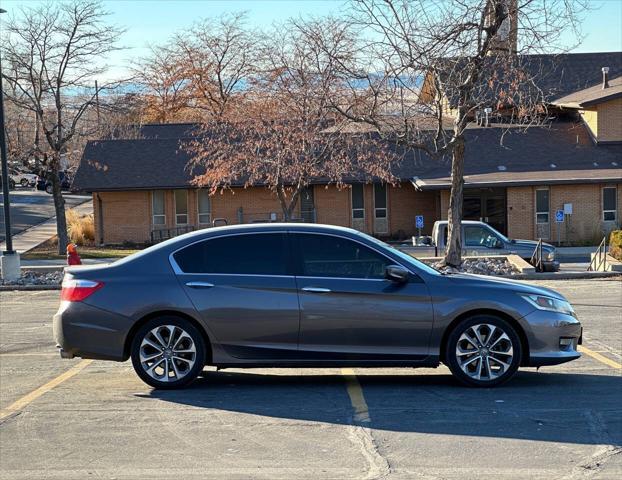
[[0, 7, 21, 280]]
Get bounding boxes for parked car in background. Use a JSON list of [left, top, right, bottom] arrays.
[[37, 171, 73, 193], [10, 169, 39, 187], [54, 223, 581, 389], [408, 220, 559, 271], [0, 174, 16, 190]]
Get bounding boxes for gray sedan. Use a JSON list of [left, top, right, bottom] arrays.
[[53, 224, 582, 389]]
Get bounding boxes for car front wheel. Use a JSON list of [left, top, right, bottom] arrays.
[[445, 315, 522, 387], [131, 317, 206, 389], [21, 178, 29, 187]]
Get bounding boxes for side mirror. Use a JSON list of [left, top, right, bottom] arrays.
[[385, 265, 409, 284]]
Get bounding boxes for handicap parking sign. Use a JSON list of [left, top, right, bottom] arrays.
[[415, 215, 424, 228], [555, 210, 564, 223]]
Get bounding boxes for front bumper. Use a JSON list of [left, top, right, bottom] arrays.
[[542, 260, 560, 272], [520, 309, 582, 367], [53, 300, 131, 361]]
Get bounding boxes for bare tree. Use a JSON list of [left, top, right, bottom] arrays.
[[310, 0, 588, 266], [2, 0, 124, 254], [132, 44, 193, 123], [185, 20, 400, 219], [174, 12, 257, 120]]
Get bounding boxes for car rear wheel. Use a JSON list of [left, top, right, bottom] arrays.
[[20, 178, 29, 187], [445, 315, 522, 387], [45, 184, 53, 194], [131, 317, 206, 389]]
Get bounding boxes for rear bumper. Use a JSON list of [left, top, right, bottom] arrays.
[[53, 301, 131, 361]]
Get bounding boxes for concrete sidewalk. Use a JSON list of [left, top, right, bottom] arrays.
[[0, 200, 92, 254]]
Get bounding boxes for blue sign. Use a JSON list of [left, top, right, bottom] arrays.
[[415, 215, 424, 228], [555, 210, 564, 223]]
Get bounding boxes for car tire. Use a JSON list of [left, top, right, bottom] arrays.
[[20, 178, 29, 187], [445, 315, 522, 387], [45, 184, 53, 194], [131, 316, 206, 389]]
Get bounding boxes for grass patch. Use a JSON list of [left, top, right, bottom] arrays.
[[22, 237, 141, 260]]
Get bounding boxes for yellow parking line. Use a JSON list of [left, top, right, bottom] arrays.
[[341, 368, 371, 423], [579, 346, 621, 370], [0, 359, 92, 421]]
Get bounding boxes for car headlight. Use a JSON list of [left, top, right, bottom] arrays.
[[545, 251, 555, 261], [520, 294, 574, 315]]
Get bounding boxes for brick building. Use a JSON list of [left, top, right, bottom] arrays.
[[73, 52, 622, 246]]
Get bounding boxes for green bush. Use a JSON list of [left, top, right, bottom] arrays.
[[609, 230, 622, 261]]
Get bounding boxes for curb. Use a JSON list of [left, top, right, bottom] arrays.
[[0, 285, 61, 291], [498, 271, 621, 280]]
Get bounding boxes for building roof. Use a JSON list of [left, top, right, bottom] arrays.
[[438, 51, 622, 107], [73, 120, 622, 192], [551, 76, 622, 108], [407, 121, 622, 189]]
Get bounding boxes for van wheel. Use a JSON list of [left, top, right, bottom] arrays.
[[131, 317, 206, 389], [445, 315, 521, 387]]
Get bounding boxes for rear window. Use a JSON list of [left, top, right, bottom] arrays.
[[173, 233, 289, 275]]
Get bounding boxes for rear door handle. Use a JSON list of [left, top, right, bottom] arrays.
[[185, 281, 215, 289], [301, 287, 331, 293]]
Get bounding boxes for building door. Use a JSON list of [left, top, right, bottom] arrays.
[[535, 188, 550, 240], [373, 183, 389, 235], [300, 186, 315, 223], [463, 188, 507, 235]]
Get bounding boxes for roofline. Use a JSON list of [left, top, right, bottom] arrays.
[[552, 90, 622, 108], [412, 175, 622, 190]]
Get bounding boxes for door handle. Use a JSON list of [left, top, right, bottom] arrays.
[[185, 281, 215, 289], [301, 286, 331, 293]]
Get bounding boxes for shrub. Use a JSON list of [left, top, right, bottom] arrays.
[[610, 230, 622, 261], [66, 209, 95, 246]]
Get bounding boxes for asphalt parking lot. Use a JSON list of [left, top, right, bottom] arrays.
[[1, 278, 620, 479]]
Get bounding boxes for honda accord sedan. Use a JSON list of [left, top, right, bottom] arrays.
[[53, 223, 582, 389]]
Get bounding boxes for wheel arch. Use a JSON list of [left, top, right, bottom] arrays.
[[123, 310, 212, 364], [439, 309, 530, 366]]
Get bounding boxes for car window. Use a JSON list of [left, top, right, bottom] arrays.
[[464, 226, 500, 248], [296, 233, 391, 279], [173, 233, 289, 275]]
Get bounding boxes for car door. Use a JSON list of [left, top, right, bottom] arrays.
[[464, 225, 507, 256], [172, 232, 301, 360], [292, 232, 434, 360]]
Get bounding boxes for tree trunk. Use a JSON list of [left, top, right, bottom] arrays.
[[276, 185, 301, 222], [50, 167, 68, 255], [444, 135, 465, 267]]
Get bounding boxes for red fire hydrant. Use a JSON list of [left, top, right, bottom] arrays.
[[67, 243, 82, 265]]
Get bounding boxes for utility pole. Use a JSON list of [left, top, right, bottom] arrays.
[[0, 7, 21, 280]]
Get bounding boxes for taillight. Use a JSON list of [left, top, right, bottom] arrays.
[[61, 278, 104, 302]]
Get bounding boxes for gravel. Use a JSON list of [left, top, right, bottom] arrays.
[[424, 257, 520, 276], [1, 271, 63, 286]]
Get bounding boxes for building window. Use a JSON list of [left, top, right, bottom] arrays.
[[198, 190, 211, 225], [351, 184, 365, 219], [152, 191, 165, 226], [535, 189, 549, 224], [603, 186, 617, 222], [374, 183, 387, 218], [175, 190, 188, 225]]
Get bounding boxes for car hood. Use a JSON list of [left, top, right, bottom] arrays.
[[445, 273, 565, 300], [510, 239, 555, 253]]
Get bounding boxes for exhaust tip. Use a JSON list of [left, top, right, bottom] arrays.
[[59, 349, 74, 359]]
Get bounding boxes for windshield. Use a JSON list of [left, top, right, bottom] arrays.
[[357, 232, 440, 276]]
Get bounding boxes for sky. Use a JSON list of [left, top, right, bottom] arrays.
[[1, 0, 621, 81]]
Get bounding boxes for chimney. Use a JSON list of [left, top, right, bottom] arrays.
[[602, 67, 610, 89]]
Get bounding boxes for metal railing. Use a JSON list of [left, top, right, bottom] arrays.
[[587, 236, 607, 272], [150, 225, 196, 243], [530, 238, 544, 272]]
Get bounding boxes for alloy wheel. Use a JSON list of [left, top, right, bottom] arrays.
[[139, 325, 197, 382], [455, 323, 514, 381]]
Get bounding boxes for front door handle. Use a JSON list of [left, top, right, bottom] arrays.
[[301, 287, 331, 293], [185, 281, 215, 289]]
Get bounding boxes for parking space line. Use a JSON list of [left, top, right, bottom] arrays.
[[0, 359, 92, 421], [341, 368, 371, 423], [579, 345, 621, 370]]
